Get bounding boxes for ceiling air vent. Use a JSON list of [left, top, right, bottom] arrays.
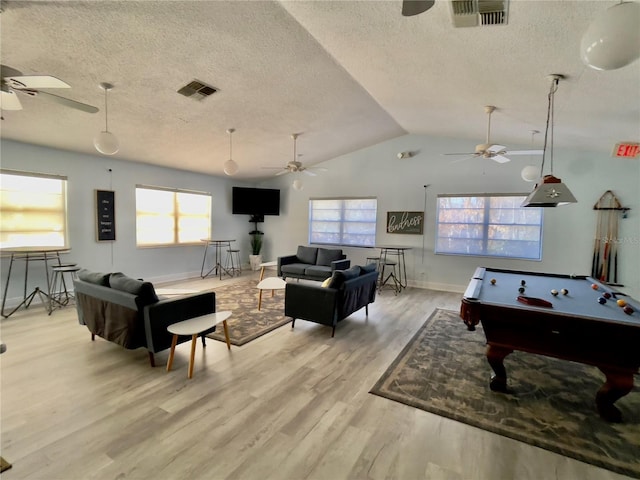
[[450, 0, 508, 28], [177, 80, 218, 101]]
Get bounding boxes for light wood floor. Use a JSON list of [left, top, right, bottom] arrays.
[[0, 271, 631, 480]]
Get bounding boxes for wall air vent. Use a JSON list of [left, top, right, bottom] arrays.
[[177, 80, 218, 100], [450, 0, 508, 27]]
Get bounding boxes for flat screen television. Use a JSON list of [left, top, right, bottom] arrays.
[[232, 187, 280, 216]]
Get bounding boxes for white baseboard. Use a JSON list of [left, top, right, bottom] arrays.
[[407, 279, 466, 293]]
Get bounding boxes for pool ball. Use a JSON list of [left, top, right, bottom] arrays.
[[603, 292, 611, 299], [520, 280, 526, 286], [591, 284, 598, 290], [550, 289, 558, 296], [518, 287, 525, 293], [598, 297, 606, 304], [617, 299, 627, 307], [561, 288, 569, 295], [623, 306, 634, 315], [490, 278, 496, 285]]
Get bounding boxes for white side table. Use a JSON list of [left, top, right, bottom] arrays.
[[256, 277, 286, 311], [259, 260, 278, 281], [166, 311, 231, 379]]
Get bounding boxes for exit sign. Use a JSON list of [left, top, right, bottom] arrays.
[[612, 142, 640, 158]]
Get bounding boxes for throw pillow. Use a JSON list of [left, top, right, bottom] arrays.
[[343, 265, 362, 280], [327, 270, 346, 289], [328, 265, 361, 289], [361, 263, 377, 275], [316, 248, 343, 266], [109, 272, 159, 304], [321, 277, 332, 288], [77, 268, 110, 286], [296, 245, 318, 265]]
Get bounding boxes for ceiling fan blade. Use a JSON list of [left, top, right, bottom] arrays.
[[503, 149, 544, 156], [310, 167, 328, 172], [402, 0, 435, 16], [35, 90, 99, 113], [443, 152, 476, 156], [451, 154, 479, 164], [492, 154, 511, 164], [302, 170, 317, 177], [486, 144, 507, 154], [274, 169, 289, 176], [0, 88, 23, 110], [6, 75, 70, 89]]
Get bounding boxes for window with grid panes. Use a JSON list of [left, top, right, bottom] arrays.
[[435, 194, 543, 260], [309, 198, 377, 247]]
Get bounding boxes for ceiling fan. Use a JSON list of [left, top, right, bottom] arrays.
[[1, 64, 99, 114], [444, 105, 544, 163], [263, 133, 327, 177], [402, 0, 435, 16]]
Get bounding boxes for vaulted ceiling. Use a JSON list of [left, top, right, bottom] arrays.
[[1, 1, 638, 179]]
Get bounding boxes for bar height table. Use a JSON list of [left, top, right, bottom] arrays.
[[200, 239, 236, 280], [1, 247, 70, 318]]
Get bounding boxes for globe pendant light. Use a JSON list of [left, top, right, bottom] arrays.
[[291, 133, 303, 190], [223, 128, 239, 176], [521, 130, 540, 182], [94, 82, 119, 155], [581, 2, 640, 71], [522, 75, 577, 208]]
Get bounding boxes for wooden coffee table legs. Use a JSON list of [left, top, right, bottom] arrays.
[[166, 312, 232, 378]]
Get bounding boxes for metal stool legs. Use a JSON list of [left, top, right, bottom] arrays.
[[49, 265, 80, 313], [225, 249, 242, 276]]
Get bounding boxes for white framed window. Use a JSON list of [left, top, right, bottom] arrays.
[[136, 186, 211, 247], [435, 194, 543, 260], [0, 170, 68, 249], [309, 197, 377, 247]]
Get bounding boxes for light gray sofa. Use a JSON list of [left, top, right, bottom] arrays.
[[278, 245, 350, 281], [73, 269, 216, 367]]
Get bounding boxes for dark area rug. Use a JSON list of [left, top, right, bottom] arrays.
[[370, 308, 640, 478], [206, 279, 289, 346]]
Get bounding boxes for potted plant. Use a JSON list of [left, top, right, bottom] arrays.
[[249, 231, 263, 271]]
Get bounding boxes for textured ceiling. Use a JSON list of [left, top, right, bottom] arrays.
[[1, 0, 639, 180]]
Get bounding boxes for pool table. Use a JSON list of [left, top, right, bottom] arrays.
[[460, 267, 640, 422]]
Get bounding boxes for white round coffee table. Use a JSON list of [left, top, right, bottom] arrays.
[[256, 277, 286, 310], [166, 311, 231, 379]]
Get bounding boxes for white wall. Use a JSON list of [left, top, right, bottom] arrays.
[[0, 140, 254, 305], [260, 134, 640, 298], [2, 135, 638, 306]]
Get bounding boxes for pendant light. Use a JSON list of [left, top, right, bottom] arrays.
[[223, 128, 239, 176], [581, 2, 640, 71], [93, 82, 119, 155], [291, 133, 303, 190], [522, 75, 577, 208], [520, 130, 540, 182]]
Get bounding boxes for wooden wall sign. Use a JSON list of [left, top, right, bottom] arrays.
[[386, 211, 424, 234], [96, 190, 116, 241]]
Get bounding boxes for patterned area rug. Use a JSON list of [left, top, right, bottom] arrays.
[[370, 309, 640, 479], [206, 279, 289, 346]]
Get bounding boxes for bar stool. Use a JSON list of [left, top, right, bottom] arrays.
[[49, 265, 81, 312], [225, 249, 242, 276], [378, 260, 400, 295]]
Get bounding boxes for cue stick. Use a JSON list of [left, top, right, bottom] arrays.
[[592, 205, 603, 278]]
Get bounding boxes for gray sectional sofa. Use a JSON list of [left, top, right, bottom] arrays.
[[277, 245, 350, 281]]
